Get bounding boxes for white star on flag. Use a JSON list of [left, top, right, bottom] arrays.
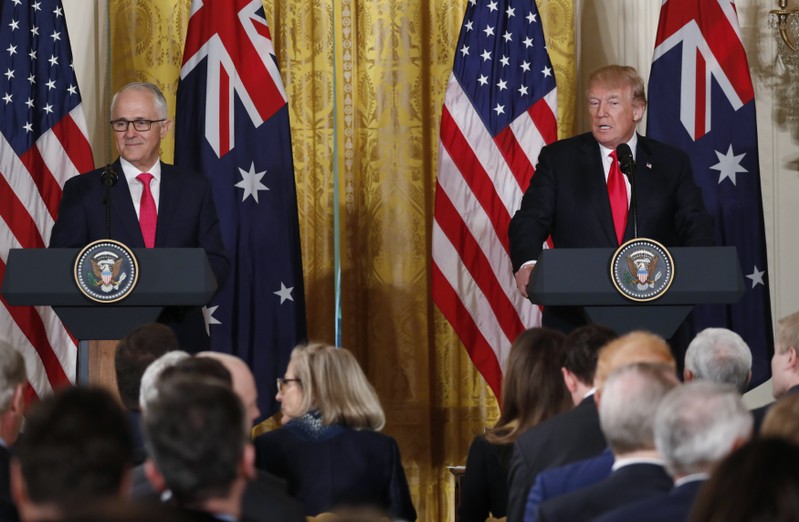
[[274, 282, 294, 304], [234, 162, 269, 203], [746, 266, 765, 288], [711, 144, 747, 185], [202, 305, 221, 335]]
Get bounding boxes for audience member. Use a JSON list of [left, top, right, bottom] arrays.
[[10, 387, 133, 521], [115, 323, 180, 464], [594, 381, 752, 522], [198, 352, 261, 424], [254, 344, 416, 520], [689, 438, 799, 522], [533, 363, 678, 522], [761, 392, 799, 444], [138, 350, 190, 411], [506, 324, 616, 522], [522, 330, 673, 522], [0, 345, 26, 522], [683, 327, 752, 392], [459, 328, 571, 522], [753, 310, 799, 429], [143, 377, 254, 521]]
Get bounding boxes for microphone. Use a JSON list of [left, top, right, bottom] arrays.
[[101, 164, 118, 188], [101, 164, 117, 239], [615, 143, 638, 238]]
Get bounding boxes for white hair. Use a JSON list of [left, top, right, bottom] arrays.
[[0, 342, 26, 411], [138, 350, 189, 411], [654, 381, 752, 477], [685, 328, 752, 392]]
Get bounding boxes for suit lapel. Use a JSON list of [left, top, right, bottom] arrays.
[[155, 162, 177, 247], [581, 136, 617, 244], [626, 136, 655, 241], [110, 159, 146, 248]]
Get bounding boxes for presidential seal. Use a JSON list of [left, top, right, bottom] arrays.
[[610, 238, 674, 302], [74, 240, 139, 303]]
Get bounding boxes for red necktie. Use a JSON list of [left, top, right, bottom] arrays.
[[607, 150, 628, 245], [137, 173, 157, 248]]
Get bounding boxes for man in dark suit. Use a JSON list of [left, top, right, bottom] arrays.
[[508, 65, 715, 333], [753, 310, 799, 430], [506, 325, 616, 522], [0, 344, 25, 522], [533, 363, 679, 522], [593, 380, 752, 522], [49, 82, 229, 351]]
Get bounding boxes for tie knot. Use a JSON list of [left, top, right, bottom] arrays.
[[609, 150, 618, 161], [137, 173, 154, 185]]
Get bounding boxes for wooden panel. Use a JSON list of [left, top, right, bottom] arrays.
[[86, 340, 121, 403]]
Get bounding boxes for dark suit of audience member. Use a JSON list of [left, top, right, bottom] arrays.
[[592, 478, 704, 522], [49, 82, 229, 351], [532, 363, 679, 522], [460, 328, 571, 522], [0, 346, 28, 522], [507, 324, 618, 522], [1, 444, 18, 522], [508, 65, 714, 334], [523, 447, 614, 522], [256, 344, 416, 520]]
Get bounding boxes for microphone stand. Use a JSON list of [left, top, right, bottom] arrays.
[[100, 164, 118, 239], [617, 146, 638, 239]]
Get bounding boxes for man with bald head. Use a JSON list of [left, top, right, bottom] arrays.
[[198, 352, 260, 423]]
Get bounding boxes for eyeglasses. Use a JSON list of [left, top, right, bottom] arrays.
[[109, 119, 165, 132], [276, 377, 301, 392]]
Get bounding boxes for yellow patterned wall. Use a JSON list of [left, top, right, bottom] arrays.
[[110, 0, 574, 519]]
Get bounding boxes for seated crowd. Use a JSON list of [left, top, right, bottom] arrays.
[[2, 311, 799, 521]]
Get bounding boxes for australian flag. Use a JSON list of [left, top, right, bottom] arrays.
[[174, 0, 307, 418], [648, 0, 773, 386]]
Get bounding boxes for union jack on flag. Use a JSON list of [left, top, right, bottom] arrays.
[[432, 0, 557, 397], [175, 0, 307, 418], [648, 0, 773, 386], [0, 0, 94, 401]]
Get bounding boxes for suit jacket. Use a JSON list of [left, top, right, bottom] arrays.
[[534, 463, 674, 522], [458, 435, 512, 522], [49, 160, 229, 350], [523, 447, 614, 522], [129, 466, 304, 522], [591, 478, 704, 522], [0, 445, 19, 522], [254, 423, 416, 521], [751, 384, 799, 434], [506, 396, 606, 522], [508, 133, 715, 332]]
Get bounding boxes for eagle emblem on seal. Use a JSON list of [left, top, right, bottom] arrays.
[[625, 253, 661, 290], [90, 256, 127, 292]]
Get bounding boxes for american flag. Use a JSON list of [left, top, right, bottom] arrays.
[[648, 0, 773, 386], [0, 0, 94, 401], [432, 0, 557, 397], [174, 0, 307, 418]]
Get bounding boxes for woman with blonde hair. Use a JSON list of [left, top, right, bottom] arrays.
[[459, 327, 573, 522], [254, 344, 416, 520]]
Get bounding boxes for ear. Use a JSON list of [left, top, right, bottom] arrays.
[[241, 443, 256, 481], [561, 368, 578, 393], [594, 389, 602, 409], [788, 346, 798, 369], [144, 459, 167, 494], [683, 368, 694, 382], [632, 102, 646, 123], [159, 118, 173, 138]]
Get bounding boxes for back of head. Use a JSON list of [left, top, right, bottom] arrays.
[[143, 376, 247, 506], [14, 387, 132, 512], [197, 351, 260, 422], [594, 331, 675, 391], [684, 328, 752, 393], [158, 356, 233, 387], [762, 393, 799, 444], [562, 324, 617, 386], [0, 343, 26, 412], [654, 381, 752, 478], [777, 310, 799, 355], [115, 323, 180, 410], [599, 362, 679, 455], [490, 328, 570, 444], [690, 438, 799, 522], [138, 350, 190, 411], [291, 344, 385, 430]]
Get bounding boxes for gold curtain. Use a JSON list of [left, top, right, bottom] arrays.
[[109, 0, 574, 519]]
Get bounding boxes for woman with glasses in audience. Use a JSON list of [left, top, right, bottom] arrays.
[[255, 343, 416, 521]]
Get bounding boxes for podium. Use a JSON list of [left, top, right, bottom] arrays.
[[527, 246, 745, 338], [2, 248, 216, 385]]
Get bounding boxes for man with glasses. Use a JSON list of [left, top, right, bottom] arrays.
[[50, 82, 229, 351]]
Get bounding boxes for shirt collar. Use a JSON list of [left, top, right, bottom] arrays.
[[612, 456, 666, 471], [120, 157, 162, 183], [599, 133, 639, 161]]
